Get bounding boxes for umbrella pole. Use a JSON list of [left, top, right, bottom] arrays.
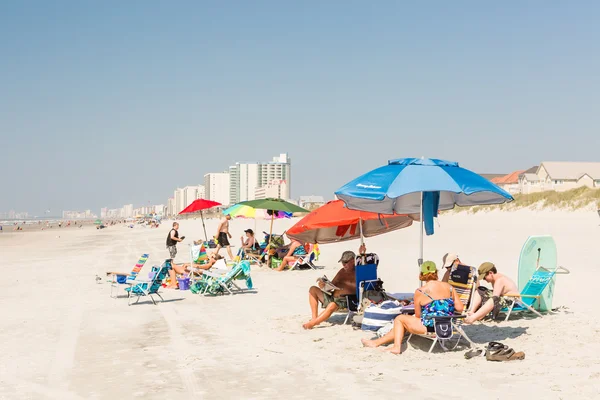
[[359, 216, 366, 264], [201, 210, 208, 243], [269, 212, 274, 246], [419, 192, 424, 267]]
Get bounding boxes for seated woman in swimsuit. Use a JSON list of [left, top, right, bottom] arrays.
[[240, 229, 260, 253], [361, 261, 464, 354], [275, 239, 308, 271]]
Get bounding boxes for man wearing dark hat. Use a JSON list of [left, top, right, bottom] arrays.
[[302, 248, 364, 330], [465, 262, 519, 324]]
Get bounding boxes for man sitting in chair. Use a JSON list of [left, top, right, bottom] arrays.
[[464, 262, 519, 324], [302, 245, 368, 329]]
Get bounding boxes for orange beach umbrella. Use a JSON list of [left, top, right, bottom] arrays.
[[286, 200, 416, 244]]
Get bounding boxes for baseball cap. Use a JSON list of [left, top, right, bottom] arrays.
[[420, 261, 437, 274], [442, 253, 459, 268], [478, 262, 495, 276], [244, 229, 254, 235], [338, 251, 356, 263]]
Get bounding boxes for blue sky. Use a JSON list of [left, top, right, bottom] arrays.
[[1, 2, 599, 215]]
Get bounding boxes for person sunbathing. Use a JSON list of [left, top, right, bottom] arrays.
[[166, 254, 224, 288], [302, 249, 361, 329], [275, 240, 308, 271], [464, 262, 518, 324], [361, 261, 464, 354]]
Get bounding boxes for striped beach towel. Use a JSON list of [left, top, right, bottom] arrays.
[[126, 254, 150, 282]]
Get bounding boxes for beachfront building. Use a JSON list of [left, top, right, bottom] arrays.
[[167, 198, 175, 216], [254, 180, 288, 200], [174, 188, 185, 214], [258, 154, 291, 199], [100, 208, 108, 218], [518, 162, 600, 194], [183, 185, 204, 208], [299, 195, 326, 210], [491, 170, 525, 194], [229, 153, 292, 204], [62, 210, 97, 219], [122, 204, 134, 218], [204, 172, 230, 206], [229, 163, 260, 204]]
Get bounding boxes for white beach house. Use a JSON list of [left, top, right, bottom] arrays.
[[519, 161, 600, 194]]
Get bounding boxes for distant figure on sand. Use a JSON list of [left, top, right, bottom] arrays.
[[361, 261, 464, 354], [166, 222, 185, 261], [464, 262, 518, 324], [302, 246, 367, 329], [215, 214, 234, 260]]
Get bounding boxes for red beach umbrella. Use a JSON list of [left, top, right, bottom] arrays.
[[179, 199, 222, 241], [286, 200, 416, 244]]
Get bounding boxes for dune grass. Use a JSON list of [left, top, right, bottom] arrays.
[[452, 186, 600, 213]]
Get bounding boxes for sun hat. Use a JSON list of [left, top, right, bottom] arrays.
[[442, 253, 459, 268], [420, 261, 437, 274], [478, 262, 495, 276]]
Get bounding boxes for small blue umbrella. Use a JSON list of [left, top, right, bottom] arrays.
[[335, 157, 513, 265]]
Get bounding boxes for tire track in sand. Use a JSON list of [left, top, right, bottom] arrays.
[[159, 306, 205, 398]]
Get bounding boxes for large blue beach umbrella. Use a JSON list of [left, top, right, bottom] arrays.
[[335, 158, 513, 266]]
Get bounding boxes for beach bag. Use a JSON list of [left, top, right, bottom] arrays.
[[361, 279, 387, 305], [432, 317, 453, 340], [361, 300, 403, 331]]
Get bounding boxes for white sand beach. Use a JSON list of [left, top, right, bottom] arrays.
[[1, 210, 599, 399]]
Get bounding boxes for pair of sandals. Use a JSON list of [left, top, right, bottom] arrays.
[[465, 341, 525, 361]]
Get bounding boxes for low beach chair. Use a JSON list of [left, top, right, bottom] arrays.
[[188, 244, 210, 282], [329, 263, 378, 324], [499, 265, 570, 321], [105, 253, 150, 298], [125, 260, 170, 305], [201, 261, 253, 296], [290, 244, 320, 270], [407, 265, 477, 353]]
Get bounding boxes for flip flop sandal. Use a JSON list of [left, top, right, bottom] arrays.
[[486, 347, 515, 362], [464, 349, 484, 359], [507, 351, 526, 361]]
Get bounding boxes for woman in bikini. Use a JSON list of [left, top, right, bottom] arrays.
[[275, 240, 308, 271], [361, 261, 464, 354]]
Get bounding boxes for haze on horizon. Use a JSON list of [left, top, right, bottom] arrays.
[[1, 2, 599, 215]]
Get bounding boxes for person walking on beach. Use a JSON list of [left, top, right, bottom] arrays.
[[166, 222, 185, 261], [215, 214, 234, 260]]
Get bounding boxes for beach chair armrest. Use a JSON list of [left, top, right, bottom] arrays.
[[423, 314, 466, 320], [502, 294, 539, 299]]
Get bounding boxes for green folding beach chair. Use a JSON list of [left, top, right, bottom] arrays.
[[201, 260, 253, 296]]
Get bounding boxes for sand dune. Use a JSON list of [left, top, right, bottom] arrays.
[[1, 210, 599, 399]]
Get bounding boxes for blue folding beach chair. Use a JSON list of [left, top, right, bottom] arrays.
[[125, 260, 170, 305], [500, 266, 570, 321], [341, 263, 379, 324]]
